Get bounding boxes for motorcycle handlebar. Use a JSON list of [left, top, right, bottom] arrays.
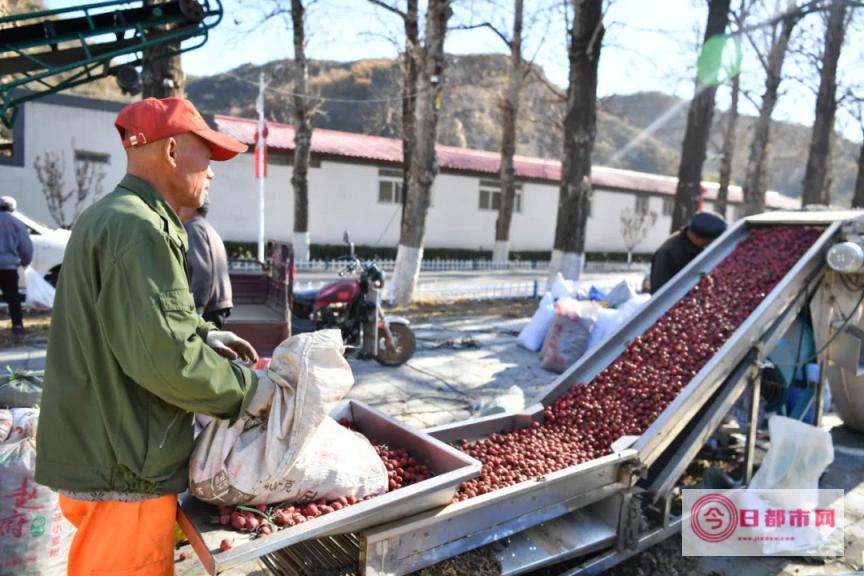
[[335, 257, 384, 287]]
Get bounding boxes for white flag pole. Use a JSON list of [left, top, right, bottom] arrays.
[[256, 71, 268, 263]]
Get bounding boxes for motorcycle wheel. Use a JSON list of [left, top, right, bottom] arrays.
[[374, 323, 416, 366]]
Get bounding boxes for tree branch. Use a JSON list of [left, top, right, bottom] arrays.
[[450, 21, 512, 47], [737, 11, 770, 72], [366, 0, 407, 19], [526, 65, 566, 101], [739, 85, 762, 110]]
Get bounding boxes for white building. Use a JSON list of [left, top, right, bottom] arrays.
[[1, 92, 799, 256]]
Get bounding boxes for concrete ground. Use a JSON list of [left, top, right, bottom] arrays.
[[346, 313, 555, 429]]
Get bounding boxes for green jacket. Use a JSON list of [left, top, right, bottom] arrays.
[[35, 175, 257, 495]]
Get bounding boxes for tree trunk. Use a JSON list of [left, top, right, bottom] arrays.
[[548, 0, 604, 283], [401, 0, 419, 224], [291, 0, 313, 262], [853, 135, 864, 209], [742, 14, 798, 216], [716, 72, 739, 219], [392, 0, 452, 305], [142, 0, 185, 98], [494, 0, 524, 263], [670, 0, 731, 232], [801, 0, 846, 207]]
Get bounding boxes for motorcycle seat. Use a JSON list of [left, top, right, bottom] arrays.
[[292, 288, 319, 306]]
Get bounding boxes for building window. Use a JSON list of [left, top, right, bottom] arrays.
[[478, 179, 522, 212], [74, 150, 110, 164], [662, 198, 674, 216], [635, 195, 650, 214], [378, 168, 403, 204]]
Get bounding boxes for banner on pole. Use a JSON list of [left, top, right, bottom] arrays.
[[254, 124, 269, 179]]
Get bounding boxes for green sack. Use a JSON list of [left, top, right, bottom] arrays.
[[0, 369, 44, 408]]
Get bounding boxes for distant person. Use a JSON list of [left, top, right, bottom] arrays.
[[650, 211, 727, 294], [178, 201, 233, 328], [0, 195, 33, 336]]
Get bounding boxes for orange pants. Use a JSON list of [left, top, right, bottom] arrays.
[[59, 494, 177, 576]]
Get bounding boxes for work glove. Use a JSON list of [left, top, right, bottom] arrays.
[[205, 330, 259, 363]]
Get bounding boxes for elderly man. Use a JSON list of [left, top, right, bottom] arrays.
[[36, 98, 265, 575], [178, 201, 233, 328], [0, 195, 33, 336], [650, 211, 727, 294]]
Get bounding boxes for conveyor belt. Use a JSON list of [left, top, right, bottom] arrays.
[[347, 215, 842, 575], [184, 211, 859, 576]]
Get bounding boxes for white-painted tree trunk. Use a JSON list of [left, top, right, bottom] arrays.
[[293, 231, 310, 263], [548, 250, 584, 285], [392, 244, 423, 305], [492, 240, 510, 263]]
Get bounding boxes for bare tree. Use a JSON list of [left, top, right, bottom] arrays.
[[456, 0, 531, 262], [801, 0, 848, 206], [493, 0, 524, 263], [391, 0, 453, 304], [853, 129, 864, 208], [670, 0, 732, 232], [548, 0, 605, 282], [367, 0, 420, 224], [35, 152, 69, 228], [290, 0, 314, 261], [741, 6, 803, 216], [35, 152, 106, 229], [716, 73, 739, 218], [620, 207, 658, 268], [716, 0, 754, 219], [74, 158, 107, 212], [851, 97, 864, 208], [453, 0, 554, 261], [142, 0, 185, 98]]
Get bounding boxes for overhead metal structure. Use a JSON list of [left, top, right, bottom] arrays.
[[0, 0, 222, 127]]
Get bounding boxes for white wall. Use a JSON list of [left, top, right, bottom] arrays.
[[2, 98, 745, 256], [3, 99, 126, 227], [509, 182, 558, 251], [206, 152, 294, 244]]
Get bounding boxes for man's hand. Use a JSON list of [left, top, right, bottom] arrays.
[[206, 331, 259, 363]]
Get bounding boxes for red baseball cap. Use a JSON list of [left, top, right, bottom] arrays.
[[115, 97, 247, 161]]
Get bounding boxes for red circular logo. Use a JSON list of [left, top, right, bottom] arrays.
[[691, 494, 738, 543]]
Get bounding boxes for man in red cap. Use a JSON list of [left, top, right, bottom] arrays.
[[36, 98, 269, 575]]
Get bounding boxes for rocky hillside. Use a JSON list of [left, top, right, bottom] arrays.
[[185, 55, 859, 202], [35, 48, 860, 203]]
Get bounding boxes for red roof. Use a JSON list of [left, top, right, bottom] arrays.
[[214, 115, 799, 210]]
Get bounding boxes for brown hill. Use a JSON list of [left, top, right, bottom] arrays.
[[45, 51, 857, 203]]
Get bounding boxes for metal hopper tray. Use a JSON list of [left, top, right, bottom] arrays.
[[178, 399, 481, 574]]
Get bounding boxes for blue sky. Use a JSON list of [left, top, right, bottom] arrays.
[[41, 0, 864, 142]]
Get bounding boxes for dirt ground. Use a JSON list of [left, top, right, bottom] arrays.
[[0, 309, 51, 348], [389, 298, 538, 323]]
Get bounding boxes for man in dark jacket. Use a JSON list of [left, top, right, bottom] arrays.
[[650, 211, 727, 294], [179, 201, 233, 328], [0, 195, 34, 335]]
